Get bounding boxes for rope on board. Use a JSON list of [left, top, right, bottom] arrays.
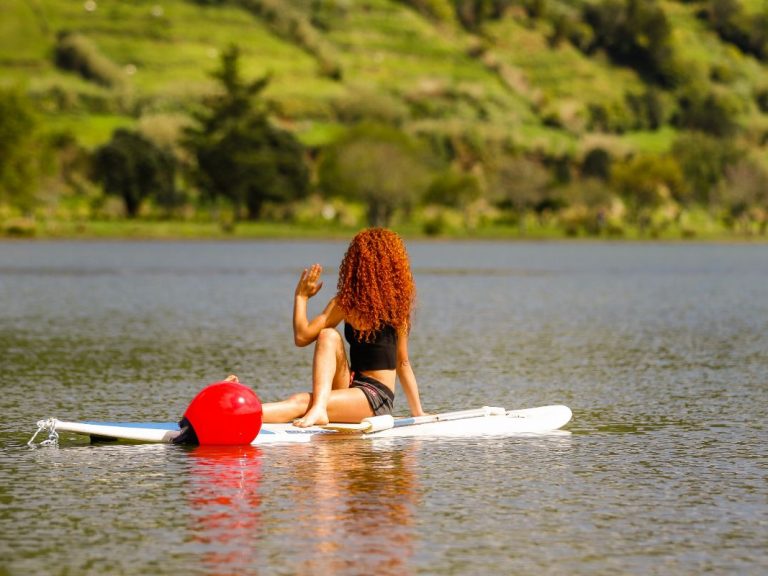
[[27, 418, 59, 447]]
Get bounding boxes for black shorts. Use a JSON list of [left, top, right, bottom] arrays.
[[350, 373, 395, 416]]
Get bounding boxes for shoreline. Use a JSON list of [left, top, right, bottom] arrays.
[[1, 218, 766, 243]]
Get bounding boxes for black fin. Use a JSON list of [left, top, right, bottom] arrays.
[[172, 416, 199, 445]]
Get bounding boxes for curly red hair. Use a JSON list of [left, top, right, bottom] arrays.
[[336, 228, 415, 341]]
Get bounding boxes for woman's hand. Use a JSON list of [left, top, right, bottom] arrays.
[[295, 264, 324, 299]]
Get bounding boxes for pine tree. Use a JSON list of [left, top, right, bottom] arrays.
[[184, 45, 309, 220]]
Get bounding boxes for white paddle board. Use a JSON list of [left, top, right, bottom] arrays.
[[31, 405, 572, 446]]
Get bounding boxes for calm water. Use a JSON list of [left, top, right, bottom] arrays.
[[1, 240, 766, 575]]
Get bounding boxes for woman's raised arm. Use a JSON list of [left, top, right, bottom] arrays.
[[293, 264, 344, 347]]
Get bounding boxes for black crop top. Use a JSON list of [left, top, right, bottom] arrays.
[[344, 323, 397, 373]]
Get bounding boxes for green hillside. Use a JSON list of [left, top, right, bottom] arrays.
[[1, 0, 768, 238]]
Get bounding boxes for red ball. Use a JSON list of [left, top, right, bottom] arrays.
[[183, 382, 262, 445]]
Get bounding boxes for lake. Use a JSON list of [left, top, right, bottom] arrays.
[[1, 240, 766, 575]]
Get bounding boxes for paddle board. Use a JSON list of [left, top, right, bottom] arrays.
[[30, 405, 572, 446]]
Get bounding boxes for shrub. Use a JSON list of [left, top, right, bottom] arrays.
[[425, 169, 483, 208], [720, 159, 768, 234], [581, 147, 612, 181], [412, 123, 492, 168], [558, 179, 621, 236], [583, 0, 679, 87], [0, 87, 40, 212], [2, 217, 37, 237], [755, 86, 768, 113], [49, 130, 94, 200], [626, 88, 670, 130], [333, 88, 410, 125], [138, 114, 191, 162], [488, 155, 556, 216], [318, 124, 435, 226], [671, 132, 742, 206], [705, 0, 768, 62], [549, 6, 594, 51], [92, 129, 177, 218], [610, 153, 687, 226], [422, 209, 449, 236], [674, 85, 743, 137], [54, 31, 124, 88], [586, 100, 636, 133]]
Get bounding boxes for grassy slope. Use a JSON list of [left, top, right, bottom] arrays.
[[0, 0, 766, 159], [1, 0, 324, 146]]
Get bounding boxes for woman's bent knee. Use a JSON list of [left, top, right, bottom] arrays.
[[317, 328, 341, 346], [286, 392, 310, 411], [316, 328, 343, 355]]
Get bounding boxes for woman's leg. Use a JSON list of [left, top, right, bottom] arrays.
[[261, 387, 374, 425], [293, 328, 351, 427], [262, 328, 353, 425], [261, 391, 311, 423]]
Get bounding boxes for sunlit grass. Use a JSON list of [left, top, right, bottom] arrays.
[[7, 0, 760, 160], [32, 219, 361, 240], [667, 0, 768, 85], [0, 0, 49, 62], [486, 16, 646, 111], [14, 213, 749, 243], [46, 114, 137, 149], [618, 126, 678, 155]]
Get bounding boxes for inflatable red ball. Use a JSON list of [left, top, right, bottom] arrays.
[[183, 382, 262, 445]]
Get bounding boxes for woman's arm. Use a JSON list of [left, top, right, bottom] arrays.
[[293, 264, 344, 347], [396, 331, 426, 417]]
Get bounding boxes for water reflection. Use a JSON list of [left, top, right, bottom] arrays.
[[267, 439, 419, 576], [186, 446, 263, 573], [182, 439, 420, 576]]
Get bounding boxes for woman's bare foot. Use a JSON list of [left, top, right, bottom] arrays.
[[224, 374, 239, 383], [293, 407, 329, 428]]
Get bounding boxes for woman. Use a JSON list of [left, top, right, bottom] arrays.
[[257, 228, 426, 427]]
